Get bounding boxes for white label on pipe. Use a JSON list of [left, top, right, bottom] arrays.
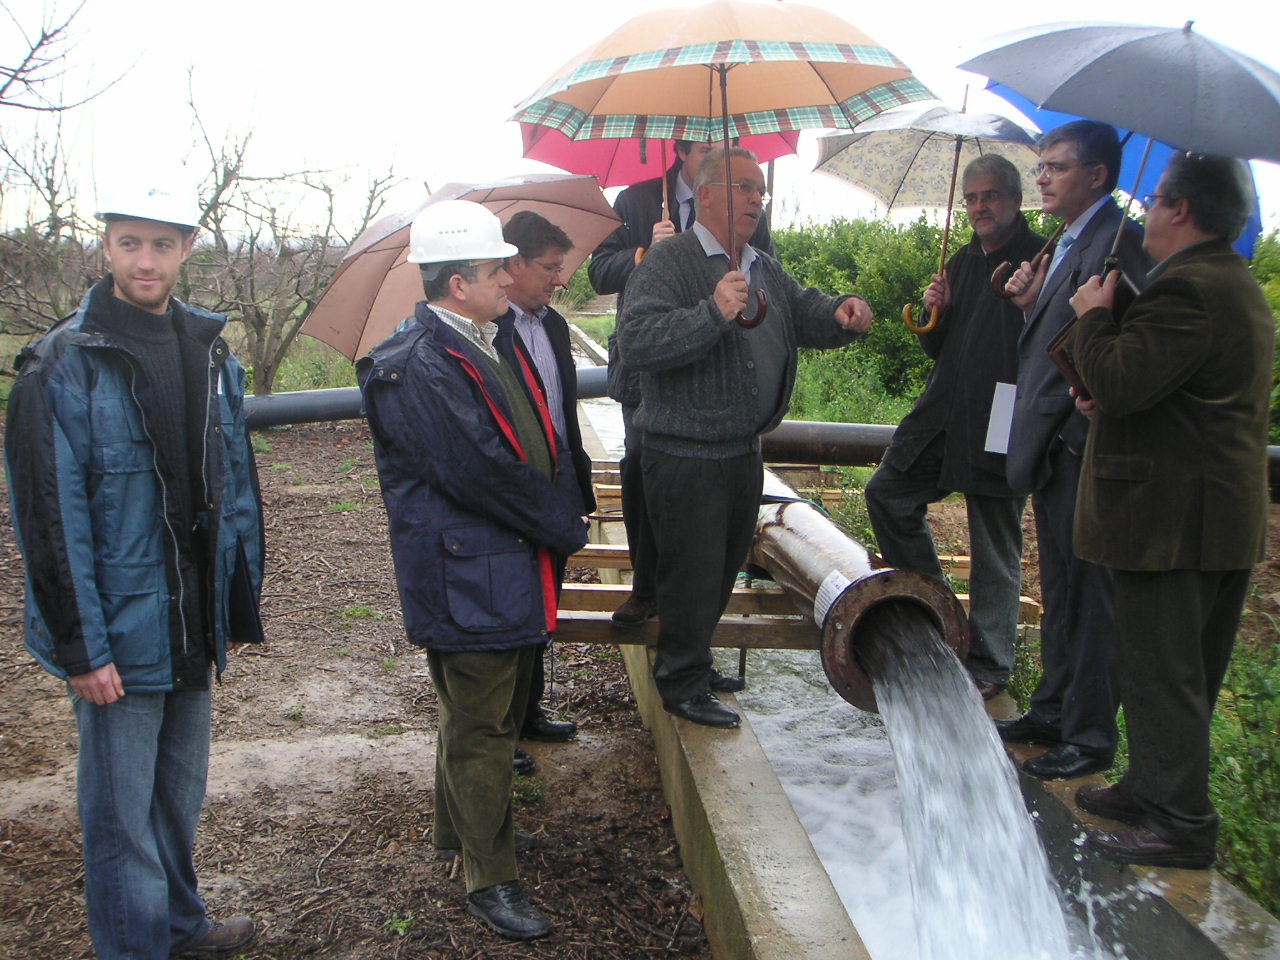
[[814, 569, 852, 627]]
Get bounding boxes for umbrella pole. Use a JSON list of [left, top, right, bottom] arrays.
[[716, 63, 768, 329], [661, 140, 671, 222], [903, 137, 961, 335], [1107, 137, 1155, 267]]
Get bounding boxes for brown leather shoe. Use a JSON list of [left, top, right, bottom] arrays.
[[1087, 825, 1214, 869], [974, 679, 1006, 701], [1076, 783, 1142, 824], [611, 594, 657, 627], [175, 917, 256, 957]]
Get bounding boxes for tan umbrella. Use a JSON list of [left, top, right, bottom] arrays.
[[300, 174, 620, 361], [511, 0, 933, 325]]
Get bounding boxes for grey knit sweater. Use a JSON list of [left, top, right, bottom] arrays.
[[617, 229, 862, 458]]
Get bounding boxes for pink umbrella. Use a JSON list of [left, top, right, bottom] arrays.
[[519, 124, 801, 188], [300, 174, 621, 361]]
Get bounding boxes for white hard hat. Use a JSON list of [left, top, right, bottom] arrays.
[[407, 199, 517, 269], [95, 183, 202, 231]]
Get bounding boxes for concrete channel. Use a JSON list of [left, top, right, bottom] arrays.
[[561, 325, 1279, 960]]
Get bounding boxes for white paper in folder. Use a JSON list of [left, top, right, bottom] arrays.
[[984, 382, 1016, 454]]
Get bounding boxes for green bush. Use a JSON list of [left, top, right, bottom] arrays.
[[1211, 632, 1279, 913], [553, 261, 598, 312]]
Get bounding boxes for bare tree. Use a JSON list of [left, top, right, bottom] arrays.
[[0, 1, 95, 112], [183, 99, 399, 394]]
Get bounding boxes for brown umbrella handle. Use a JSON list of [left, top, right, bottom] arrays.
[[736, 289, 769, 328], [902, 302, 939, 335], [991, 222, 1065, 298]]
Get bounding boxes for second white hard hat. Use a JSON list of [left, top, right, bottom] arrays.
[[95, 183, 202, 230], [407, 199, 517, 267]]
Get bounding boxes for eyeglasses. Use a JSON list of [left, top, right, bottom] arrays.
[[529, 259, 566, 277], [962, 189, 1004, 206], [1034, 160, 1098, 178], [1142, 194, 1171, 207], [708, 181, 772, 205]]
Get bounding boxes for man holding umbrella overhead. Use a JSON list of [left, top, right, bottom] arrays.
[[359, 201, 587, 940], [617, 146, 872, 729], [1000, 121, 1153, 781], [589, 140, 774, 631], [1066, 153, 1271, 869], [866, 154, 1045, 701]]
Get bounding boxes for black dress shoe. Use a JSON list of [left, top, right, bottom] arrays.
[[611, 594, 657, 627], [174, 917, 256, 957], [437, 831, 537, 861], [1076, 783, 1142, 824], [521, 709, 578, 742], [708, 666, 745, 693], [467, 880, 553, 940], [662, 691, 740, 729], [995, 713, 1061, 745], [513, 747, 536, 776], [1022, 744, 1112, 781], [1087, 825, 1214, 869]]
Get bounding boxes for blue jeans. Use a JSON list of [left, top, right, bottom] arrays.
[[73, 688, 213, 960]]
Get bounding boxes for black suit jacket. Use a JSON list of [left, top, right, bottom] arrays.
[[495, 306, 596, 516]]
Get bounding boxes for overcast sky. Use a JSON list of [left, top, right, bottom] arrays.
[[7, 0, 1280, 233]]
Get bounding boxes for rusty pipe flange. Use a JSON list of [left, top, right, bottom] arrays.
[[819, 568, 970, 713]]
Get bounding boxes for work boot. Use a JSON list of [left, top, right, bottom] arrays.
[[513, 746, 536, 776]]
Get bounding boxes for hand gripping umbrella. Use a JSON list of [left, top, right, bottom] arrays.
[[300, 174, 621, 362], [814, 103, 1040, 334], [511, 0, 934, 327]]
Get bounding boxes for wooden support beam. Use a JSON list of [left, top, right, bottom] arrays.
[[560, 581, 801, 617], [554, 610, 821, 650]]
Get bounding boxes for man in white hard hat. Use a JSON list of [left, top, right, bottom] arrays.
[[4, 184, 265, 958], [358, 200, 588, 941]]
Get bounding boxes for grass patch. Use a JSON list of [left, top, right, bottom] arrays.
[[251, 434, 272, 455], [283, 704, 305, 722], [513, 776, 545, 808], [569, 313, 614, 348], [269, 462, 293, 473], [333, 457, 359, 473], [326, 501, 361, 513], [385, 914, 415, 937], [381, 657, 398, 674], [370, 724, 406, 738], [339, 604, 383, 620]]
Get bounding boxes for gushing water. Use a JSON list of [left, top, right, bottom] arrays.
[[857, 601, 1072, 960]]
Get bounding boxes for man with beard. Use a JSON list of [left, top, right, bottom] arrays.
[[867, 155, 1044, 701]]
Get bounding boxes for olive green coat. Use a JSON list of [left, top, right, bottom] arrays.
[[1069, 238, 1274, 571]]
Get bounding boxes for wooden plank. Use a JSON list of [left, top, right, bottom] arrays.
[[560, 581, 800, 617], [568, 543, 632, 569], [554, 610, 821, 650]]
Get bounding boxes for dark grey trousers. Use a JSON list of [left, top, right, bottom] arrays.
[[1029, 441, 1117, 755], [642, 447, 763, 705], [865, 433, 1026, 684], [1114, 567, 1250, 853]]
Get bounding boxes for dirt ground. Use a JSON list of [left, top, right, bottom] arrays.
[[0, 419, 711, 960], [2, 417, 1278, 959]]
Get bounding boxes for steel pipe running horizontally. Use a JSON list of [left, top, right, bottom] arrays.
[[749, 472, 970, 713]]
